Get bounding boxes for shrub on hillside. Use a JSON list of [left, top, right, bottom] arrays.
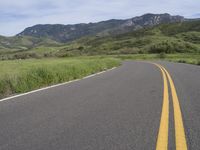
[[119, 48, 140, 54], [148, 40, 197, 53], [13, 52, 40, 59], [179, 32, 200, 44]]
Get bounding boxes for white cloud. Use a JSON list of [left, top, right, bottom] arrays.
[[0, 0, 199, 36]]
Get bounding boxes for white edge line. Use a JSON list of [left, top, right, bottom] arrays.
[[0, 67, 117, 102]]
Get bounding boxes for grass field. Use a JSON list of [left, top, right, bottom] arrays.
[[0, 57, 120, 98]]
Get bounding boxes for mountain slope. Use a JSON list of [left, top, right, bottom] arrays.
[[17, 13, 184, 42], [54, 20, 200, 56]]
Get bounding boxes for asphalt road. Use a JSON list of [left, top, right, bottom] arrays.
[[0, 61, 199, 150]]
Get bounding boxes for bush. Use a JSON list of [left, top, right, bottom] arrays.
[[178, 60, 187, 63], [13, 52, 40, 59], [148, 40, 197, 53], [197, 61, 200, 65], [119, 48, 140, 54], [78, 46, 84, 50], [157, 52, 166, 59]]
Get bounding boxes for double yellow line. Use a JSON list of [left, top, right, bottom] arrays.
[[153, 63, 188, 150]]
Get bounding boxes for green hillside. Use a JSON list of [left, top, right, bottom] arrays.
[[0, 20, 200, 60], [56, 20, 200, 56]]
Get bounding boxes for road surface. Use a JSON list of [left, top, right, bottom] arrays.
[[0, 61, 199, 150]]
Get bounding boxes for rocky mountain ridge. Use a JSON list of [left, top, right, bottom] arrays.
[[17, 13, 185, 42]]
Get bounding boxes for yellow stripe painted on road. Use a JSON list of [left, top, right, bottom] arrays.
[[137, 61, 187, 149], [150, 62, 188, 150], [160, 66, 188, 150], [154, 64, 169, 150]]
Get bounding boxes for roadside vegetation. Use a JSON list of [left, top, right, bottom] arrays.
[[0, 57, 120, 98], [114, 53, 200, 65]]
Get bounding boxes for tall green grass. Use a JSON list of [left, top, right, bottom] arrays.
[[0, 57, 120, 98]]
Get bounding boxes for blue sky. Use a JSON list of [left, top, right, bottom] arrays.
[[0, 0, 199, 36]]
